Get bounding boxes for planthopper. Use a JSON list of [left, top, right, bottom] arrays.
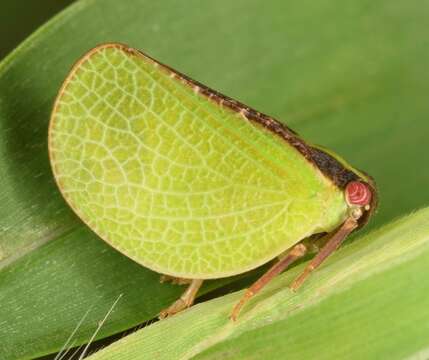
[[48, 43, 377, 321]]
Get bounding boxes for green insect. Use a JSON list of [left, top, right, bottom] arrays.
[[48, 43, 377, 320]]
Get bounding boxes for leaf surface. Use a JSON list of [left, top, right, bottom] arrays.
[[87, 208, 429, 360]]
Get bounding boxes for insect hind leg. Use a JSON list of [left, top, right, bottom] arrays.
[[159, 275, 193, 285], [159, 279, 204, 319]]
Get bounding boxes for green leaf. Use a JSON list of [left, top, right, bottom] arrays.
[[87, 207, 429, 360], [0, 0, 74, 60], [0, 0, 428, 358]]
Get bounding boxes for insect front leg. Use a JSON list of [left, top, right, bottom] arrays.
[[159, 279, 204, 319], [231, 242, 308, 321], [290, 216, 358, 291]]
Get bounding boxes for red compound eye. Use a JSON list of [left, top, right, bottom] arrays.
[[345, 181, 372, 206]]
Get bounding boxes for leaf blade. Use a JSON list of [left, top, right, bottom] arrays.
[[87, 207, 429, 360]]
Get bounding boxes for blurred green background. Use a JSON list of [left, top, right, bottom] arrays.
[[0, 0, 75, 60]]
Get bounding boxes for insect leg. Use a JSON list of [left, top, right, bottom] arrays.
[[159, 279, 203, 319], [290, 216, 358, 291], [159, 275, 192, 285], [231, 243, 308, 321]]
